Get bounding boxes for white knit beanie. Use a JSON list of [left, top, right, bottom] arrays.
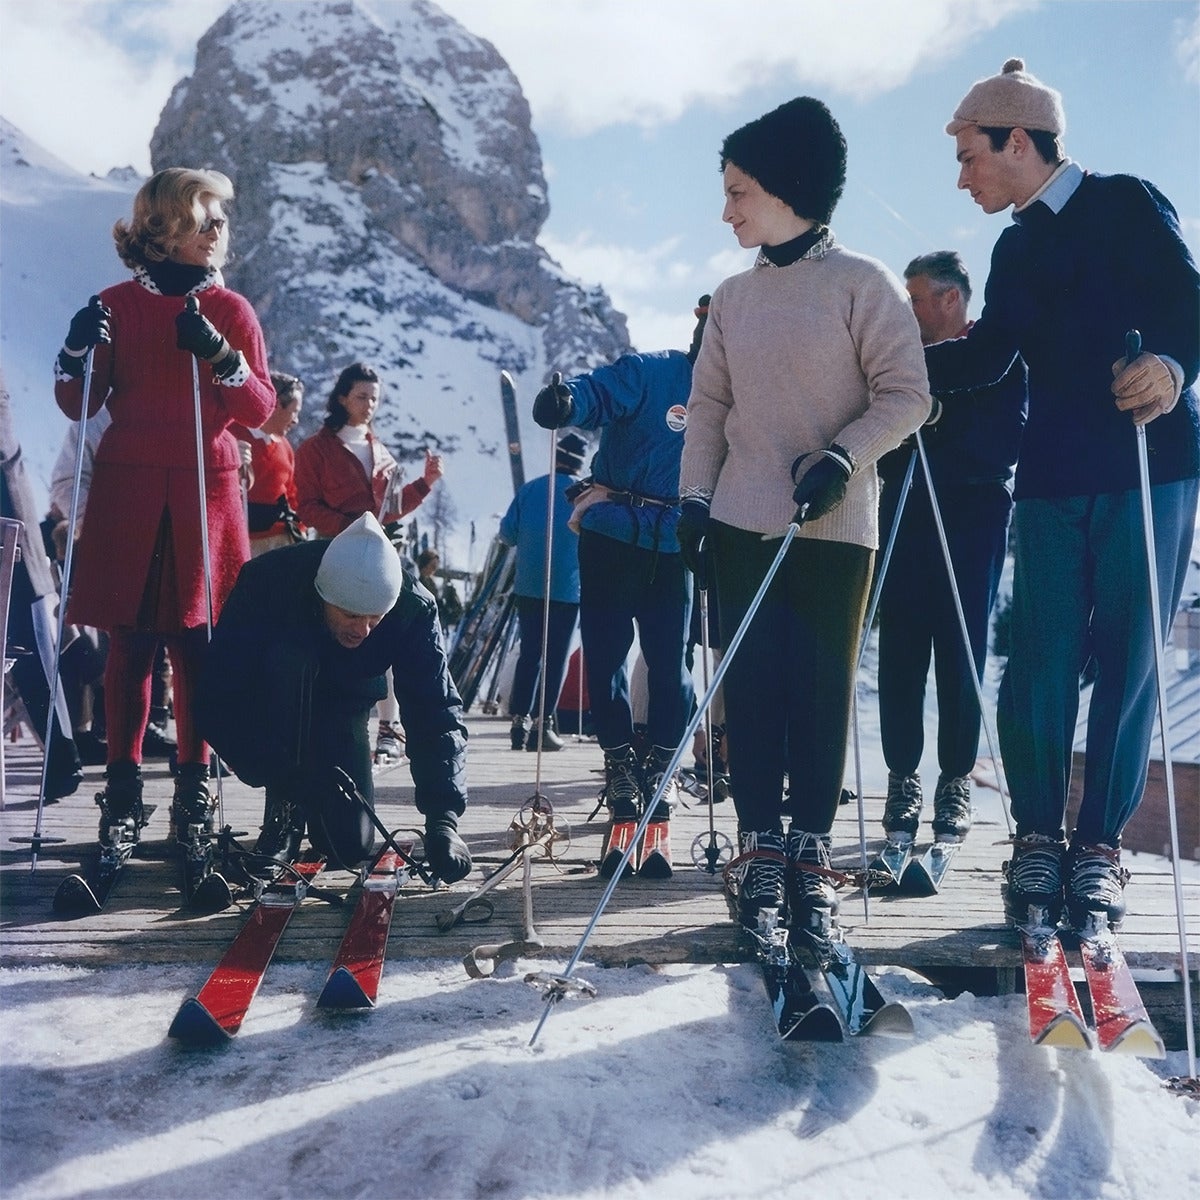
[[315, 512, 404, 615], [946, 58, 1065, 137]]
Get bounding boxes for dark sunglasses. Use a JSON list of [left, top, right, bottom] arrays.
[[198, 216, 227, 235]]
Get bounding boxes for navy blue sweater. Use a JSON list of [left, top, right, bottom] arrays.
[[924, 172, 1200, 500]]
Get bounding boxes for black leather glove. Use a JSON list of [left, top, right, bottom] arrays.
[[532, 371, 574, 429], [791, 445, 853, 522], [58, 296, 111, 377], [176, 296, 239, 377], [677, 499, 712, 590]]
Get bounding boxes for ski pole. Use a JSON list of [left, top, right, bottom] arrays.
[[914, 430, 1014, 837], [530, 507, 807, 1046], [690, 585, 733, 872], [1124, 329, 1195, 1082], [847, 444, 917, 918], [186, 297, 225, 833], [530, 425, 558, 794], [29, 326, 102, 872]]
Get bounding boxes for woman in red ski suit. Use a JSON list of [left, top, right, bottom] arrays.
[[53, 167, 274, 846]]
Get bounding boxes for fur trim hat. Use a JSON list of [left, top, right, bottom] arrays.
[[720, 97, 847, 224], [946, 58, 1065, 137], [556, 432, 588, 474], [315, 512, 404, 615]]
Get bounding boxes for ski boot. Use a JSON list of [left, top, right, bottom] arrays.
[[786, 829, 840, 939], [1065, 840, 1130, 935], [509, 714, 529, 751], [1001, 833, 1066, 928], [96, 762, 144, 848], [638, 745, 678, 878], [931, 774, 973, 840], [730, 829, 787, 930], [374, 719, 406, 765], [599, 744, 642, 880], [424, 810, 473, 883], [882, 771, 922, 839], [526, 715, 563, 753], [253, 785, 305, 871]]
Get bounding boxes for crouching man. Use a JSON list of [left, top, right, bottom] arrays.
[[196, 512, 472, 881]]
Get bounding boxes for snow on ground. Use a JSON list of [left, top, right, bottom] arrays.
[[1, 952, 1196, 1200]]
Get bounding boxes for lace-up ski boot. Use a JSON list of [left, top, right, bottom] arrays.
[[254, 784, 305, 866], [1066, 841, 1131, 934], [526, 714, 564, 752], [96, 762, 144, 847], [882, 771, 923, 843], [509, 715, 529, 751], [786, 829, 840, 937], [600, 744, 642, 821], [1001, 833, 1066, 928], [732, 829, 787, 929], [931, 774, 973, 840], [641, 745, 681, 820], [374, 719, 406, 765], [171, 762, 215, 845]]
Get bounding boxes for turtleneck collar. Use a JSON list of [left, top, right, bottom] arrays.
[[761, 225, 826, 267], [138, 260, 217, 297]]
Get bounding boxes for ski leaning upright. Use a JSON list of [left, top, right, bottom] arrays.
[[52, 805, 157, 916], [168, 858, 327, 1046]]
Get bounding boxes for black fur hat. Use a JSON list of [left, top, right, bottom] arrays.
[[720, 97, 847, 225], [555, 432, 588, 474]]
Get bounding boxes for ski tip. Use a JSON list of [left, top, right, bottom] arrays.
[[52, 875, 102, 917], [860, 1003, 916, 1039], [317, 966, 374, 1010], [1105, 1023, 1166, 1059], [1034, 1013, 1094, 1051], [899, 860, 938, 896], [782, 1007, 845, 1043], [188, 873, 234, 915], [637, 852, 673, 880], [167, 998, 233, 1046]]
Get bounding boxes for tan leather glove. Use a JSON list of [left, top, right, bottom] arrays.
[[1111, 352, 1181, 425]]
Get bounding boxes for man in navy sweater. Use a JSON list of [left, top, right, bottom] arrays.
[[924, 59, 1199, 933]]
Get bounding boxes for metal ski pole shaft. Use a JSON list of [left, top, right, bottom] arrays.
[[847, 444, 915, 918], [531, 425, 557, 796], [29, 341, 96, 872], [914, 430, 1013, 836], [530, 510, 806, 1046], [186, 300, 224, 831], [1125, 329, 1195, 1081], [690, 586, 731, 873]]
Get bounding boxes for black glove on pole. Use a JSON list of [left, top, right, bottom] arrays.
[[176, 296, 240, 378], [57, 296, 111, 378], [791, 444, 853, 522], [532, 371, 574, 429], [677, 499, 712, 590]]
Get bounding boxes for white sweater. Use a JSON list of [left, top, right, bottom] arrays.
[[680, 238, 931, 548]]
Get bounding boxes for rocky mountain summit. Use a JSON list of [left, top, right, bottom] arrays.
[[150, 0, 627, 487]]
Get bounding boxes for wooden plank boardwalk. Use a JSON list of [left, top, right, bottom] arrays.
[[3, 713, 1197, 1040]]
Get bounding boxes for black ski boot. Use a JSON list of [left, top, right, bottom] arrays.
[[509, 714, 529, 751], [424, 811, 473, 883], [1001, 833, 1066, 928], [171, 762, 215, 845], [254, 784, 305, 866], [882, 771, 922, 840], [1066, 841, 1130, 934], [786, 829, 840, 937], [96, 762, 144, 847], [731, 830, 787, 929], [526, 714, 564, 752], [641, 745, 681, 820], [931, 773, 973, 840], [600, 744, 642, 820]]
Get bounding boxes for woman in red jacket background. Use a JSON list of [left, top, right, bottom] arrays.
[[53, 167, 274, 850]]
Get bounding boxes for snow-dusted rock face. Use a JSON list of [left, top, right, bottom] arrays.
[[149, 0, 625, 489]]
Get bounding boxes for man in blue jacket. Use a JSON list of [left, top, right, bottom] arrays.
[[499, 432, 585, 753], [925, 59, 1199, 932], [532, 300, 709, 876]]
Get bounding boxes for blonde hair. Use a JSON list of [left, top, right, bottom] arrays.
[[113, 167, 234, 268]]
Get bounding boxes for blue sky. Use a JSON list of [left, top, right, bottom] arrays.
[[2, 0, 1197, 351]]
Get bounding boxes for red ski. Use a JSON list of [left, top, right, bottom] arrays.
[[637, 820, 672, 878], [318, 845, 414, 1010], [168, 859, 326, 1046], [1018, 926, 1093, 1049], [1077, 932, 1165, 1057], [599, 819, 638, 880]]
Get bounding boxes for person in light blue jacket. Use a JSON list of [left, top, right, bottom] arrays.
[[499, 433, 586, 752], [532, 300, 709, 834]]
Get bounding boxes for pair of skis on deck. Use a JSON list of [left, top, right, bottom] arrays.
[[168, 846, 413, 1046]]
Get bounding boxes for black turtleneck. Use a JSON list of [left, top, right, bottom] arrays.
[[761, 225, 825, 267], [144, 259, 210, 296]]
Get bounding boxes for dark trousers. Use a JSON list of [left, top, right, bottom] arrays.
[[509, 596, 579, 720], [712, 522, 871, 836], [577, 529, 693, 750], [877, 476, 1012, 779]]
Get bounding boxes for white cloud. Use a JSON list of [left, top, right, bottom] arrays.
[[1177, 10, 1200, 84], [440, 0, 1039, 135]]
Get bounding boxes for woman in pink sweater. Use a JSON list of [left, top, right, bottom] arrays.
[[53, 167, 275, 849], [677, 98, 932, 935]]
